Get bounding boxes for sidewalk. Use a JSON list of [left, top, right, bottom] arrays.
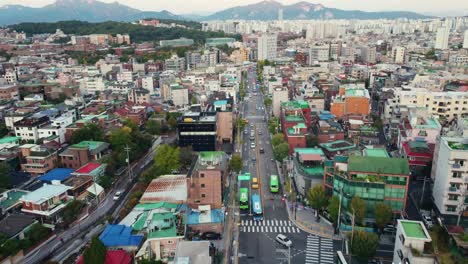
[[285, 200, 341, 240]]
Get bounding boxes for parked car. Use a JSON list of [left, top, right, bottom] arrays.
[[244, 129, 248, 135], [383, 227, 396, 234], [422, 215, 433, 228], [275, 234, 292, 247], [113, 191, 122, 201], [258, 130, 262, 135], [201, 232, 221, 240], [259, 148, 265, 153], [251, 142, 256, 148]]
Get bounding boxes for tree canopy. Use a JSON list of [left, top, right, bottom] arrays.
[[151, 144, 180, 177], [0, 163, 12, 190], [83, 236, 106, 264], [348, 230, 379, 261], [307, 185, 328, 212], [273, 142, 290, 162], [70, 123, 104, 144], [230, 154, 243, 173], [375, 202, 393, 232], [271, 133, 285, 147], [350, 197, 366, 225], [327, 195, 340, 225]]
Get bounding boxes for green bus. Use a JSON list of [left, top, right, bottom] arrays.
[[270, 175, 279, 193], [239, 188, 249, 209]]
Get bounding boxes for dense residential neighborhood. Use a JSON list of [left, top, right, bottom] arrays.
[[0, 1, 466, 264]]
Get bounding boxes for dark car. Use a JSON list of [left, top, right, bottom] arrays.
[[259, 148, 265, 153], [201, 232, 222, 240]]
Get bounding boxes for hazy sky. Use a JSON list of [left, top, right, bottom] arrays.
[[0, 0, 467, 15]]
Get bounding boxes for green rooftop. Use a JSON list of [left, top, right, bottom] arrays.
[[285, 115, 304, 122], [148, 213, 178, 239], [0, 136, 21, 145], [294, 148, 325, 155], [401, 220, 429, 239], [348, 156, 410, 175], [364, 148, 389, 158], [0, 190, 28, 210], [199, 151, 225, 161], [320, 140, 356, 152], [71, 141, 106, 150]]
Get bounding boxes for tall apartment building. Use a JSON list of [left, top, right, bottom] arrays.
[[463, 30, 468, 49], [431, 137, 468, 227], [272, 87, 289, 117], [383, 88, 468, 121], [257, 33, 277, 61], [360, 45, 377, 64], [309, 44, 330, 63], [392, 46, 406, 64], [164, 55, 186, 72], [435, 27, 449, 50]]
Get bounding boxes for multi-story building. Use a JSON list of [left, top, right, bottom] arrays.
[[291, 148, 325, 196], [78, 76, 106, 95], [128, 88, 150, 105], [257, 33, 277, 61], [205, 38, 236, 47], [159, 38, 194, 48], [324, 152, 410, 224], [59, 141, 109, 169], [38, 114, 75, 144], [285, 123, 307, 154], [272, 87, 289, 117], [435, 27, 449, 50], [392, 220, 436, 264], [383, 88, 468, 121], [14, 115, 50, 143], [309, 45, 330, 63], [20, 183, 72, 219], [170, 84, 189, 107], [177, 112, 217, 151], [463, 30, 468, 49], [164, 55, 186, 72], [360, 45, 377, 64], [0, 81, 19, 101], [330, 84, 370, 119], [188, 151, 228, 209], [391, 46, 406, 64], [316, 120, 345, 144], [431, 137, 468, 227], [20, 144, 59, 176]]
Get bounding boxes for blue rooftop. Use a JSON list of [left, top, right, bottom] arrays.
[[99, 224, 143, 248], [319, 111, 336, 121], [38, 168, 74, 183], [214, 100, 227, 106], [186, 208, 224, 225]]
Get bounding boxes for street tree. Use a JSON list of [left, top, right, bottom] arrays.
[[307, 185, 328, 214], [70, 123, 103, 144], [273, 142, 290, 162], [230, 154, 243, 173], [375, 202, 393, 233], [348, 230, 379, 262], [168, 116, 177, 130], [263, 97, 272, 108], [268, 117, 279, 134], [327, 195, 340, 226], [350, 197, 366, 225], [152, 144, 180, 176], [83, 236, 107, 264], [271, 133, 285, 147], [146, 120, 161, 135]]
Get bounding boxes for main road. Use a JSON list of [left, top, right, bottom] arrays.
[[236, 67, 338, 264]]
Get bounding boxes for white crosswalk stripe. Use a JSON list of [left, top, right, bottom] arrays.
[[305, 235, 335, 264], [240, 219, 300, 233]]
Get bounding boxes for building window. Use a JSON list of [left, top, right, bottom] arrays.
[[201, 194, 206, 198], [200, 173, 205, 178], [194, 200, 200, 204], [399, 234, 405, 244], [448, 195, 458, 201], [446, 205, 457, 212], [167, 240, 173, 244], [201, 184, 205, 188]]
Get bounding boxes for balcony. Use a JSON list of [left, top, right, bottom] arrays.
[[448, 186, 461, 193]]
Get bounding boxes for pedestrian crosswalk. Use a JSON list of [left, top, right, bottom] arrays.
[[305, 235, 334, 264], [240, 219, 301, 233]]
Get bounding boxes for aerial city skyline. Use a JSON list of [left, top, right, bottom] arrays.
[[0, 0, 467, 15]]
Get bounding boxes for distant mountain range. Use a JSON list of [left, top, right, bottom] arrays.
[[0, 0, 432, 25], [0, 0, 183, 25]]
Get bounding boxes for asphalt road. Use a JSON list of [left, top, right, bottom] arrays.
[[236, 68, 342, 264], [22, 138, 164, 264]]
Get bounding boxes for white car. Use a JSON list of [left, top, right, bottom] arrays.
[[422, 215, 433, 228], [113, 191, 122, 201], [251, 142, 256, 149], [275, 234, 292, 247]]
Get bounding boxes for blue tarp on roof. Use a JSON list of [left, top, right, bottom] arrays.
[[38, 168, 74, 183], [99, 224, 143, 247], [186, 208, 224, 225]]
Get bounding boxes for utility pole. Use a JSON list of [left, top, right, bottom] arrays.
[[288, 244, 291, 264], [124, 145, 133, 180], [349, 208, 355, 264], [337, 187, 343, 234]]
